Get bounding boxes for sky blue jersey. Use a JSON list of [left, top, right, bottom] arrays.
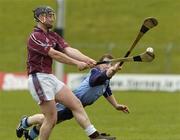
[[74, 67, 112, 105], [56, 67, 113, 122]]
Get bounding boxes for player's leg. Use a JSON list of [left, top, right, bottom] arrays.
[[39, 100, 57, 140], [16, 114, 43, 139], [23, 102, 67, 140], [55, 86, 116, 140], [24, 97, 116, 140], [16, 116, 29, 138], [18, 103, 57, 140], [56, 106, 116, 139], [20, 103, 73, 139], [25, 103, 69, 139], [57, 108, 73, 123], [24, 106, 72, 140], [27, 114, 44, 125], [27, 73, 59, 140], [26, 108, 73, 140], [16, 114, 43, 138], [25, 126, 40, 140], [25, 114, 43, 139], [55, 85, 101, 139]]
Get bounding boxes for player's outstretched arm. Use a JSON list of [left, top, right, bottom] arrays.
[[64, 47, 96, 68], [48, 47, 89, 71], [106, 95, 130, 113]]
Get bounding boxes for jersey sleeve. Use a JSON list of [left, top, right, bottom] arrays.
[[103, 83, 112, 97], [28, 32, 51, 56], [89, 68, 110, 87], [54, 32, 69, 52]]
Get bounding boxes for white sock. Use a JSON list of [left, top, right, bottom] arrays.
[[85, 125, 97, 136]]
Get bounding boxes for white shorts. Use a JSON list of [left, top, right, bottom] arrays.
[[28, 73, 64, 104]]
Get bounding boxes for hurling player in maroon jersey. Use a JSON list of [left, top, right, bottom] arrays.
[[17, 5, 115, 140]]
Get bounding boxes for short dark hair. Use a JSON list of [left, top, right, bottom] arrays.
[[98, 54, 114, 62]]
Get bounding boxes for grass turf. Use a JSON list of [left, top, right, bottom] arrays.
[[0, 91, 180, 140]]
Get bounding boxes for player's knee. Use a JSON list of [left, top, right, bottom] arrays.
[[69, 98, 83, 111], [38, 114, 45, 124], [45, 113, 57, 127]]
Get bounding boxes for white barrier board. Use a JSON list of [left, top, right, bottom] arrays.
[[1, 72, 180, 92], [67, 73, 180, 92]]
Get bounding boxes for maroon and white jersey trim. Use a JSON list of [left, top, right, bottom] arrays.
[[30, 33, 52, 48]]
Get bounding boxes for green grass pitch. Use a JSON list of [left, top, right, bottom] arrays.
[[0, 91, 180, 140]]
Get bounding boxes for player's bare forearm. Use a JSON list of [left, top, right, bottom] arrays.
[[48, 48, 79, 65], [48, 48, 89, 71], [64, 47, 88, 61], [64, 47, 96, 67], [106, 95, 119, 108]]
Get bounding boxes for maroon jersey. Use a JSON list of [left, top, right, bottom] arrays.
[[27, 27, 69, 75]]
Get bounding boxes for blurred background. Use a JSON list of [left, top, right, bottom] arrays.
[[0, 0, 180, 140]]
